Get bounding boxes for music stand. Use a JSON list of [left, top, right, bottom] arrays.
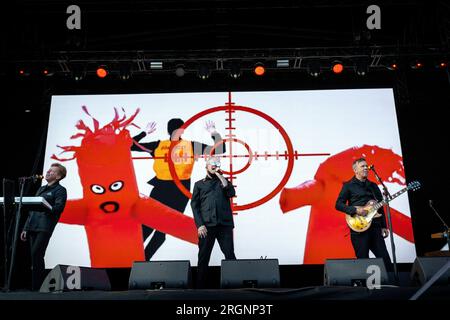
[[0, 184, 52, 291]]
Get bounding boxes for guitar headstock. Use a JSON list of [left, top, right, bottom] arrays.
[[407, 180, 421, 191]]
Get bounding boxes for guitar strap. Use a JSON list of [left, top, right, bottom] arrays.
[[365, 181, 384, 220], [365, 180, 379, 201]]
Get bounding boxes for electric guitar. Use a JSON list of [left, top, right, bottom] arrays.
[[345, 180, 421, 232]]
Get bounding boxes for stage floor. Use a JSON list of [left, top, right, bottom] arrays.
[[1, 286, 449, 300]]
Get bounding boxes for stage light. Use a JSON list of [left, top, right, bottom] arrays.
[[387, 62, 398, 71], [198, 64, 210, 79], [96, 65, 108, 78], [71, 63, 86, 81], [119, 72, 130, 80], [385, 58, 399, 70], [150, 61, 163, 69], [276, 59, 289, 68], [18, 68, 30, 77], [42, 67, 55, 77], [306, 61, 321, 77], [254, 63, 265, 76], [229, 62, 241, 79], [119, 63, 132, 80], [410, 61, 423, 69], [355, 61, 369, 76], [73, 72, 85, 81], [331, 61, 344, 74], [437, 61, 448, 69], [175, 65, 186, 77]]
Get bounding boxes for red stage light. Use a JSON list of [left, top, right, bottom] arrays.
[[18, 69, 30, 76], [410, 61, 423, 70], [254, 65, 265, 76], [96, 66, 108, 78], [332, 63, 344, 74]]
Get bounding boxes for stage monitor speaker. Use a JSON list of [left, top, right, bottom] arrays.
[[410, 257, 450, 286], [129, 260, 192, 289], [324, 258, 389, 287], [39, 264, 111, 292], [220, 259, 280, 289]]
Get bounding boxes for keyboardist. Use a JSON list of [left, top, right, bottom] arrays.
[[20, 163, 67, 291]]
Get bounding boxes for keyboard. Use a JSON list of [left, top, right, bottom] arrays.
[[0, 196, 52, 211]]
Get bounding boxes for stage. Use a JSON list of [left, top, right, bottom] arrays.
[[1, 285, 449, 300], [2, 4, 450, 319]]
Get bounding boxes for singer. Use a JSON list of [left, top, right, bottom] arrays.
[[131, 118, 225, 260], [335, 158, 392, 270], [20, 163, 67, 291], [190, 156, 236, 288]]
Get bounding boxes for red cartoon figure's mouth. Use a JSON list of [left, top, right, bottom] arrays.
[[100, 201, 120, 213]]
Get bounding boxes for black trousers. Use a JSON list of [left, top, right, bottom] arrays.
[[197, 225, 236, 289], [350, 226, 393, 272], [28, 231, 52, 291], [142, 179, 190, 260]]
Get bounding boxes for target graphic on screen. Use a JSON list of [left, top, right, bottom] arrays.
[[42, 89, 416, 268], [135, 92, 330, 212]]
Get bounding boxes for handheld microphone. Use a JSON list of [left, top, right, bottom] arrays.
[[368, 164, 374, 170]]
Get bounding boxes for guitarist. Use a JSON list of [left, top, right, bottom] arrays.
[[335, 158, 392, 271]]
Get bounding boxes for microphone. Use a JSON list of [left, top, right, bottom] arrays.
[[19, 174, 44, 181], [368, 164, 374, 170], [32, 174, 44, 181]]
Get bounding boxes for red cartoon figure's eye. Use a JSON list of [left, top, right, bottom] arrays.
[[90, 184, 105, 194], [109, 181, 124, 192]]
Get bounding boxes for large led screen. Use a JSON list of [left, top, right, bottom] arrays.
[[42, 89, 416, 268]]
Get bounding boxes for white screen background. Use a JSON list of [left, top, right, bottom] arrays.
[[43, 89, 416, 268]]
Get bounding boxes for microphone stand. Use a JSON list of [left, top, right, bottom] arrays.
[[371, 166, 399, 284], [6, 177, 29, 291], [429, 201, 450, 250], [2, 179, 14, 291]]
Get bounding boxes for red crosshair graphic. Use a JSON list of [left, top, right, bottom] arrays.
[[213, 138, 253, 176], [166, 92, 330, 211], [132, 92, 330, 211]]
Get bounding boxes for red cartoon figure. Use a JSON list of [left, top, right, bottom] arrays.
[[52, 107, 198, 268], [279, 145, 414, 264]]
